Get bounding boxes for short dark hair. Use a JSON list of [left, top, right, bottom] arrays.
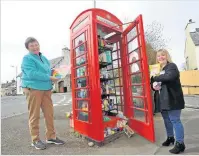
[[25, 37, 39, 49]]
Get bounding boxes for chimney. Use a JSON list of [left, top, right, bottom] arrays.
[[62, 47, 70, 66], [185, 19, 196, 32]]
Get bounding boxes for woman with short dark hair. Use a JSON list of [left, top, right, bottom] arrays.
[[21, 37, 65, 150]]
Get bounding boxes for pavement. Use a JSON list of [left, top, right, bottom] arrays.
[[1, 93, 199, 155], [184, 95, 199, 109]]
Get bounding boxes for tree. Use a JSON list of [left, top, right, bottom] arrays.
[[146, 43, 157, 65], [145, 21, 170, 51]]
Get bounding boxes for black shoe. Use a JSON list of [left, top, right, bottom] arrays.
[[31, 140, 46, 150], [169, 142, 186, 154], [162, 137, 175, 146], [46, 137, 65, 145]]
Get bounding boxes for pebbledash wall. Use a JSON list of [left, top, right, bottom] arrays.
[[180, 70, 199, 95]]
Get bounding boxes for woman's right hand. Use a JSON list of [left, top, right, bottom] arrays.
[[50, 76, 60, 82]]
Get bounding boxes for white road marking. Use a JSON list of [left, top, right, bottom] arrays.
[[56, 95, 66, 104], [1, 95, 71, 120], [53, 103, 71, 107], [66, 98, 72, 103], [185, 108, 199, 111], [1, 112, 27, 120]]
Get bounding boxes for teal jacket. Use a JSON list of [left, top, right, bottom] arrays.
[[21, 52, 52, 90]]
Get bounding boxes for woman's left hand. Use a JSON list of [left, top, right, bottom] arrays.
[[153, 82, 161, 91]]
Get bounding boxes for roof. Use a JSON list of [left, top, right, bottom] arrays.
[[70, 8, 123, 29], [1, 82, 14, 88], [17, 56, 64, 77], [50, 56, 64, 68], [17, 73, 22, 78], [190, 29, 199, 46]]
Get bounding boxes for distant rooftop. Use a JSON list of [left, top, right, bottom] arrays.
[[190, 28, 199, 46], [50, 56, 64, 68]]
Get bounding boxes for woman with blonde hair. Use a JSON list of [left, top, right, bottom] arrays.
[[151, 49, 185, 154]]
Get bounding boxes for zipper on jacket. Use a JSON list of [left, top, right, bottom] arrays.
[[38, 54, 44, 63]]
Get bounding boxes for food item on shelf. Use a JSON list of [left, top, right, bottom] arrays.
[[111, 130, 115, 135], [117, 112, 124, 119], [105, 50, 112, 63], [78, 40, 85, 52], [119, 127, 124, 131], [77, 67, 86, 77], [117, 120, 127, 128], [76, 56, 86, 66], [99, 38, 105, 47], [103, 116, 111, 122], [78, 89, 87, 98], [106, 71, 112, 78], [104, 130, 108, 137], [104, 44, 114, 50], [107, 128, 112, 135], [106, 85, 109, 94], [99, 53, 107, 62], [99, 54, 103, 62], [101, 85, 106, 94], [109, 86, 115, 94], [113, 127, 120, 132], [77, 78, 86, 88], [102, 103, 105, 110], [103, 99, 109, 112], [98, 35, 101, 46], [109, 99, 114, 110]]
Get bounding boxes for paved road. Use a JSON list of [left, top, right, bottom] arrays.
[[1, 93, 199, 155], [1, 93, 198, 119], [1, 105, 199, 155], [1, 93, 72, 119]]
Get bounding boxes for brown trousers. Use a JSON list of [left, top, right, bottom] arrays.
[[24, 88, 56, 142]]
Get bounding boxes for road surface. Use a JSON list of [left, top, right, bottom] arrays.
[[1, 93, 199, 155], [1, 93, 72, 119]]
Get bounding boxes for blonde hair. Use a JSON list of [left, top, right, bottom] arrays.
[[156, 49, 173, 64]]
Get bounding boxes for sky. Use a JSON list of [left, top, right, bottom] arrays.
[[1, 0, 199, 83]]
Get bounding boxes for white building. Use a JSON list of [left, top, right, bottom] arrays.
[[16, 73, 23, 95], [184, 20, 199, 70]]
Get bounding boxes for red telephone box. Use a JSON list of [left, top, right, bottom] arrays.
[[70, 8, 155, 144]]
